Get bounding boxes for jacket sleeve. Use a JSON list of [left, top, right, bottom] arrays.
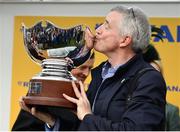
[[12, 109, 45, 131], [166, 104, 180, 130], [78, 70, 166, 131]]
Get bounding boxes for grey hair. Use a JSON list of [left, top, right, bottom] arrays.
[[110, 6, 151, 53]]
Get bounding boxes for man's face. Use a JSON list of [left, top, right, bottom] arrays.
[[71, 58, 95, 82], [94, 11, 122, 54]]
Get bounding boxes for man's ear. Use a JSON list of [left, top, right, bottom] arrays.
[[119, 36, 132, 47]]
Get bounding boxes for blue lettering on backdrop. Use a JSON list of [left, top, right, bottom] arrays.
[[167, 85, 180, 92], [154, 25, 174, 42], [178, 26, 180, 42]]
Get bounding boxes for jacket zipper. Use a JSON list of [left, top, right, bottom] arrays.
[[92, 80, 105, 113]]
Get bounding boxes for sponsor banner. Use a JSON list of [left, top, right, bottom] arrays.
[[10, 16, 180, 129]]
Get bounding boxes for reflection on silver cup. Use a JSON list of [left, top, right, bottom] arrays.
[[22, 21, 86, 64]]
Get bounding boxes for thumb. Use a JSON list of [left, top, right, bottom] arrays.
[[31, 107, 36, 115]]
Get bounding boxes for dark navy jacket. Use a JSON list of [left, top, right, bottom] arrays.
[[12, 54, 166, 131], [78, 54, 166, 130]]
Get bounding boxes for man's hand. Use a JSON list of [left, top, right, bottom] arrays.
[[63, 81, 92, 120], [84, 27, 95, 50], [19, 96, 55, 126]]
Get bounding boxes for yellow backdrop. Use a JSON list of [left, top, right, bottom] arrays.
[[10, 16, 180, 129]]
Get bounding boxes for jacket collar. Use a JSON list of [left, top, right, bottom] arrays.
[[114, 53, 146, 78], [92, 53, 147, 81]]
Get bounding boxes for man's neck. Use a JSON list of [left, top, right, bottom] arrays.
[[107, 50, 136, 68]]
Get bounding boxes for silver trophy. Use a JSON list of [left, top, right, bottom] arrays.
[[22, 21, 90, 109]]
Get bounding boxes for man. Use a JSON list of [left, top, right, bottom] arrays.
[[19, 6, 166, 130], [166, 103, 180, 131], [71, 52, 94, 83], [12, 53, 95, 131], [143, 44, 180, 131]]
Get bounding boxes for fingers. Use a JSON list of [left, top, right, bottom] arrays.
[[31, 107, 36, 115], [18, 96, 56, 125], [63, 81, 87, 104], [72, 81, 87, 99], [19, 96, 31, 113], [62, 82, 80, 105], [85, 27, 94, 49], [79, 81, 88, 100], [19, 97, 36, 116], [86, 27, 94, 38], [63, 93, 78, 104], [72, 81, 81, 98]]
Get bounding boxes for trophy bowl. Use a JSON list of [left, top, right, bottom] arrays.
[[22, 21, 90, 109]]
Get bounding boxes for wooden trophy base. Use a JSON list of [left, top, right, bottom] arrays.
[[24, 79, 78, 109]]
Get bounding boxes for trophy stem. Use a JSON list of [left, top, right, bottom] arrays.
[[33, 58, 74, 81]]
